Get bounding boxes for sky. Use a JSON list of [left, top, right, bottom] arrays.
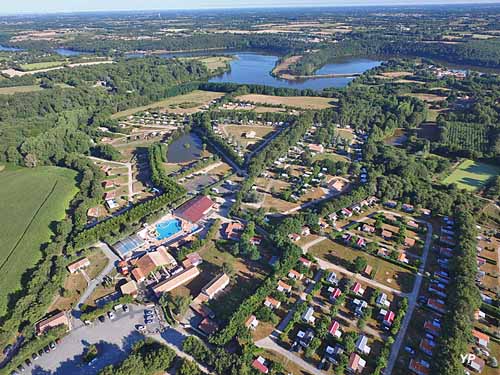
[[2, 0, 499, 14]]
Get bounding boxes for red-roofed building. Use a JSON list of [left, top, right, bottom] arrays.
[[289, 233, 301, 242], [382, 229, 393, 239], [224, 222, 244, 240], [288, 269, 304, 280], [419, 338, 436, 356], [405, 237, 416, 248], [409, 359, 430, 375], [245, 315, 259, 330], [383, 310, 395, 327], [472, 329, 490, 348], [427, 298, 446, 314], [264, 296, 281, 309], [362, 224, 375, 233], [299, 257, 312, 268], [424, 320, 441, 336], [277, 280, 292, 293], [35, 311, 71, 335], [330, 288, 342, 301], [352, 282, 364, 296], [348, 353, 366, 374], [252, 356, 269, 374], [363, 265, 373, 277], [175, 195, 215, 223], [67, 257, 90, 274], [328, 320, 342, 338]]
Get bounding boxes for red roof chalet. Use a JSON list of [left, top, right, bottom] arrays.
[[383, 310, 395, 326], [252, 356, 269, 374]]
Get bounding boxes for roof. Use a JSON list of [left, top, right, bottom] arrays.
[[289, 269, 302, 278], [120, 280, 138, 296], [245, 315, 258, 328], [349, 353, 366, 371], [382, 229, 393, 238], [202, 273, 230, 299], [329, 320, 340, 334], [175, 195, 215, 223], [35, 311, 69, 334], [364, 265, 373, 275], [67, 257, 90, 273], [352, 282, 362, 293], [299, 257, 311, 266], [278, 280, 292, 291], [384, 310, 395, 324], [405, 237, 416, 247], [113, 235, 145, 258], [307, 143, 324, 152], [225, 222, 244, 239], [252, 357, 269, 374], [331, 288, 342, 299], [472, 329, 490, 345], [265, 296, 280, 307], [409, 359, 430, 375], [198, 317, 219, 335], [152, 266, 200, 296]]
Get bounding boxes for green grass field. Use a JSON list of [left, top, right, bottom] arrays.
[[0, 166, 78, 315], [0, 85, 43, 95], [19, 61, 67, 71], [442, 159, 500, 191]]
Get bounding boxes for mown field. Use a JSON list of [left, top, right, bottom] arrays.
[[111, 90, 225, 118], [19, 61, 66, 71], [236, 94, 336, 110], [0, 166, 78, 316], [442, 159, 500, 191], [0, 85, 43, 95]]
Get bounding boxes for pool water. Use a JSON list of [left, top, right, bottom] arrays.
[[156, 219, 182, 240]]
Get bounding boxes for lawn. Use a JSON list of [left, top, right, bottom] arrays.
[[313, 152, 350, 163], [0, 166, 78, 316], [0, 85, 43, 95], [236, 94, 336, 110], [221, 124, 275, 150], [111, 90, 225, 119], [442, 159, 500, 191], [20, 61, 67, 71]]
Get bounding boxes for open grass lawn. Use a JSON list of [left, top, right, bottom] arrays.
[[20, 61, 67, 71], [263, 350, 312, 375], [111, 90, 225, 119], [236, 94, 336, 110], [197, 56, 233, 71], [313, 152, 350, 163], [0, 85, 43, 95], [404, 92, 447, 103], [221, 124, 275, 149], [0, 166, 78, 316], [309, 239, 415, 293], [442, 159, 500, 191]]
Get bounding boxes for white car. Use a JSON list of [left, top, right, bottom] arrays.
[[107, 311, 115, 320]]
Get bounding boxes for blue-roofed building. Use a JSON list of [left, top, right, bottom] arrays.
[[112, 234, 146, 259]]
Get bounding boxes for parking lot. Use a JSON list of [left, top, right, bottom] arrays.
[[27, 305, 161, 375]]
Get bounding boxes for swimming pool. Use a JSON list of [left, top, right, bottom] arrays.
[[156, 219, 182, 240]]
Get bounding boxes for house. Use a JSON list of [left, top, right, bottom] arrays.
[[407, 220, 419, 230], [289, 233, 301, 242], [301, 226, 311, 236], [105, 199, 118, 210], [182, 252, 203, 268], [252, 356, 269, 374], [152, 266, 200, 296], [351, 282, 364, 296], [427, 298, 446, 314], [472, 329, 490, 348], [307, 143, 324, 153], [384, 200, 397, 208], [382, 229, 393, 239], [384, 213, 398, 222], [467, 356, 485, 373], [67, 257, 90, 274], [383, 310, 395, 327], [348, 353, 366, 374], [342, 208, 353, 217], [363, 265, 373, 277], [326, 271, 338, 285], [409, 359, 430, 375], [198, 317, 219, 336], [330, 288, 342, 301], [250, 236, 263, 245], [355, 335, 371, 355], [224, 222, 244, 240], [298, 257, 312, 268], [120, 280, 138, 298], [264, 296, 281, 310], [102, 180, 114, 189], [419, 338, 436, 356], [362, 224, 375, 233], [397, 252, 409, 264], [297, 329, 315, 347], [378, 247, 390, 257], [319, 218, 330, 229], [428, 282, 447, 298], [302, 306, 316, 324], [404, 237, 416, 248], [104, 191, 115, 200], [424, 320, 441, 336], [277, 280, 292, 293], [419, 208, 431, 216], [328, 320, 342, 338], [402, 203, 414, 213], [376, 292, 390, 307], [175, 195, 215, 223], [325, 345, 344, 363], [201, 273, 230, 300], [35, 311, 71, 335], [245, 315, 259, 330], [244, 131, 257, 139], [132, 246, 177, 282], [352, 299, 368, 317], [288, 269, 304, 280], [329, 179, 346, 192], [356, 238, 366, 248]]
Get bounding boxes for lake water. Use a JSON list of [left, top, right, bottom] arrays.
[[167, 132, 203, 163], [209, 52, 383, 90], [55, 48, 87, 56], [0, 45, 22, 52]]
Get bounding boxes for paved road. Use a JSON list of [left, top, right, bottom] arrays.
[[28, 305, 148, 375], [72, 243, 119, 324], [88, 156, 134, 201]]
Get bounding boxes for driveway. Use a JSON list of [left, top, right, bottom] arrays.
[[29, 305, 149, 375]]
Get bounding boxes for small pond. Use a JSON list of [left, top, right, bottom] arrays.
[[167, 132, 203, 163]]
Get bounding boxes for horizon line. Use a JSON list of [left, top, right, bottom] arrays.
[[1, 2, 500, 16]]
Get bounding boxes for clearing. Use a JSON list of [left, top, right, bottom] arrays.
[[20, 61, 67, 71], [0, 85, 43, 95], [442, 159, 500, 191], [0, 166, 78, 316], [236, 94, 336, 110], [111, 90, 225, 119], [403, 92, 447, 103]]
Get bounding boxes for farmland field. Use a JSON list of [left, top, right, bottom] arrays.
[[236, 94, 336, 109], [20, 61, 66, 71], [0, 166, 78, 316], [442, 159, 500, 191], [111, 90, 225, 118], [442, 121, 490, 154], [0, 85, 43, 95]]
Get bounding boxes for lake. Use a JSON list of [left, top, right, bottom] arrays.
[[167, 133, 203, 163], [55, 48, 87, 56], [209, 52, 383, 90], [0, 45, 22, 52]]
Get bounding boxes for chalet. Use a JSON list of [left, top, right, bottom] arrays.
[[467, 356, 485, 373], [328, 320, 342, 338], [329, 179, 345, 192], [409, 359, 430, 375], [384, 213, 398, 222], [428, 282, 447, 298], [382, 230, 393, 240], [351, 282, 364, 296], [404, 237, 416, 248], [355, 335, 371, 355], [307, 143, 324, 153], [419, 208, 431, 216], [264, 296, 281, 310], [352, 299, 368, 317], [252, 356, 269, 374], [362, 224, 375, 233], [198, 317, 219, 336], [330, 288, 342, 302], [472, 329, 490, 348], [407, 220, 419, 230], [341, 208, 353, 217], [302, 306, 316, 324], [301, 226, 311, 236], [402, 203, 414, 213], [132, 246, 177, 282], [152, 267, 200, 296], [348, 353, 366, 374], [397, 252, 409, 264], [250, 236, 263, 245], [288, 269, 304, 280], [383, 310, 395, 328], [289, 233, 301, 242], [245, 315, 259, 330], [356, 238, 366, 248], [419, 338, 436, 356], [201, 273, 230, 300], [67, 257, 90, 274], [427, 298, 446, 314], [363, 265, 373, 277], [224, 222, 244, 240], [297, 329, 315, 348], [298, 257, 312, 268], [424, 320, 441, 336], [35, 311, 71, 335], [277, 280, 292, 293], [376, 292, 390, 307], [183, 252, 203, 268], [326, 271, 338, 285], [104, 191, 115, 200], [120, 280, 138, 298], [384, 200, 397, 208], [175, 195, 215, 223]]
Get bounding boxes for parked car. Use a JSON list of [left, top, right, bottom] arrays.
[[24, 359, 32, 367], [123, 305, 129, 313], [49, 342, 56, 350], [31, 353, 39, 361], [107, 311, 115, 320], [98, 315, 105, 323], [37, 349, 44, 356], [43, 346, 50, 354], [136, 325, 146, 331], [16, 365, 25, 372]]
